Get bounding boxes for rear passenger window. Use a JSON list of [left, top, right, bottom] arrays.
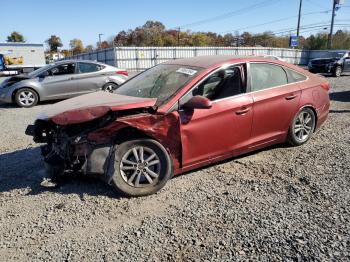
[[250, 63, 288, 92], [285, 68, 307, 83], [78, 62, 103, 73]]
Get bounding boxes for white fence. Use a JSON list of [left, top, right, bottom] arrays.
[[65, 47, 335, 71]]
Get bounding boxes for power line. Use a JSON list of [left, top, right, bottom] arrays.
[[175, 0, 281, 29], [274, 23, 350, 35], [304, 0, 330, 11], [220, 10, 331, 34]]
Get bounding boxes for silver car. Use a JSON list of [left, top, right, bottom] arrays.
[[0, 60, 128, 107]]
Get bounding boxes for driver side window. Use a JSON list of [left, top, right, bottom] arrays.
[[180, 64, 246, 106], [50, 63, 76, 76]]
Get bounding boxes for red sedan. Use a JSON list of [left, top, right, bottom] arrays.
[[26, 56, 330, 196]]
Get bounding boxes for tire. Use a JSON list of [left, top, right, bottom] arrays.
[[102, 82, 118, 93], [15, 88, 39, 108], [111, 139, 173, 197], [288, 107, 316, 146], [333, 66, 342, 77]]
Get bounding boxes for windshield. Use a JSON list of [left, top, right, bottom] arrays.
[[330, 52, 346, 59], [115, 64, 203, 105], [28, 64, 53, 77]]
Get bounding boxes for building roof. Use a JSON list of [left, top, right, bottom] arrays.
[[0, 43, 44, 47]]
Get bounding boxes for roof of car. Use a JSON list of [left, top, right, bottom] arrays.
[[54, 59, 105, 65], [163, 55, 258, 68]]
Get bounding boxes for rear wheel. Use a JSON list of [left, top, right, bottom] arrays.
[[111, 139, 173, 197], [102, 82, 118, 93], [15, 88, 38, 108], [333, 66, 342, 77], [288, 108, 316, 146]]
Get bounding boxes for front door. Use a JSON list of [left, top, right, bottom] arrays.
[[179, 64, 253, 168], [39, 62, 78, 99]]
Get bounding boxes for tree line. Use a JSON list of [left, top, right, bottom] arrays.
[[5, 21, 350, 56]]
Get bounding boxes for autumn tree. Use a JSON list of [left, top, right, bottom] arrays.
[[100, 41, 111, 49], [46, 35, 63, 52], [61, 49, 71, 58], [7, 31, 24, 42], [85, 45, 94, 52], [70, 38, 84, 54]]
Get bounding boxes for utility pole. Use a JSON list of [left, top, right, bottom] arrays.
[[177, 27, 180, 46], [327, 0, 337, 49], [296, 0, 303, 38], [98, 33, 104, 49]]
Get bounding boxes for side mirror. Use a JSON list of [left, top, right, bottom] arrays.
[[182, 96, 212, 110]]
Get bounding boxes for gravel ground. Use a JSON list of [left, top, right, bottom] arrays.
[[0, 75, 349, 261]]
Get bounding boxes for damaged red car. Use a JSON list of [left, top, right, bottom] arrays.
[[26, 56, 330, 196]]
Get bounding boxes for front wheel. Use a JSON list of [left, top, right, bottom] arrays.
[[333, 66, 342, 77], [111, 139, 173, 197], [288, 108, 316, 146], [102, 82, 118, 93], [15, 88, 38, 108]]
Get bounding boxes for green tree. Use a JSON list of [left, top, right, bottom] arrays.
[[69, 38, 84, 54], [7, 31, 24, 42], [192, 33, 211, 46], [332, 30, 350, 49], [305, 33, 328, 50], [142, 20, 166, 46], [46, 35, 63, 52]]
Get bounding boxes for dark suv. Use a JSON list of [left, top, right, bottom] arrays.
[[308, 51, 350, 77]]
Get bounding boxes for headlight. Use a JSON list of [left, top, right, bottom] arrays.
[[308, 61, 312, 67]]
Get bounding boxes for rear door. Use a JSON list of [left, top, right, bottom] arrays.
[[73, 62, 106, 93], [248, 63, 302, 148], [39, 62, 78, 99]]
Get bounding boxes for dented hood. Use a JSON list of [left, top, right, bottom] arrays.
[[38, 91, 157, 125]]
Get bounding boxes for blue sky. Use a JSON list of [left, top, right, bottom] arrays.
[[1, 0, 349, 48]]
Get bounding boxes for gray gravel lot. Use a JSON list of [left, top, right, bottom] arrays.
[[0, 75, 349, 261]]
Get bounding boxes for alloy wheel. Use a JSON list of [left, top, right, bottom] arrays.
[[104, 84, 114, 92], [18, 90, 35, 106], [119, 146, 161, 187], [335, 67, 342, 77], [293, 111, 314, 142]]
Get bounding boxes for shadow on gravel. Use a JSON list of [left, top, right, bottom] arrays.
[[173, 143, 291, 179], [0, 103, 17, 109], [329, 109, 350, 113], [330, 90, 350, 102], [0, 147, 118, 199], [0, 100, 61, 109]]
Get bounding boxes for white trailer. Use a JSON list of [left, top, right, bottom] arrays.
[[0, 42, 46, 76]]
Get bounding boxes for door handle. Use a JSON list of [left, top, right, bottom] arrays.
[[285, 94, 297, 100], [235, 107, 250, 115]]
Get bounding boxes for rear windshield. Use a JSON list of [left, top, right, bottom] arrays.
[[115, 64, 203, 105]]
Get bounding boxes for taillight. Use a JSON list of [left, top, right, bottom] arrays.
[[321, 82, 330, 92], [116, 70, 128, 77]]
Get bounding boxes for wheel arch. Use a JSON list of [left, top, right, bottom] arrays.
[[298, 104, 318, 132], [114, 126, 154, 144]]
